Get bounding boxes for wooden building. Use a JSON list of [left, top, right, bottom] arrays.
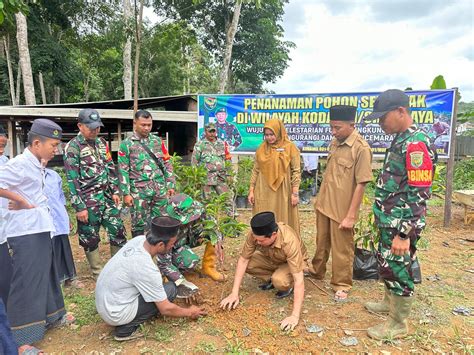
[[0, 95, 197, 162]]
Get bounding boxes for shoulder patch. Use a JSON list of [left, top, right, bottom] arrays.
[[105, 144, 113, 162], [161, 141, 170, 161], [406, 141, 433, 187]]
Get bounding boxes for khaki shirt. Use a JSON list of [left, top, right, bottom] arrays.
[[315, 130, 373, 223], [240, 223, 306, 274]]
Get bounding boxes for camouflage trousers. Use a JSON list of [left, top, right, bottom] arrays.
[[77, 198, 127, 252], [376, 227, 420, 297], [203, 183, 234, 213], [131, 191, 167, 237], [156, 230, 204, 282]]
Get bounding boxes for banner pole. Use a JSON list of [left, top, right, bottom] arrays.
[[443, 88, 459, 228]]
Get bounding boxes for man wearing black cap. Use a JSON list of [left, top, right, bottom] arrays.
[[64, 109, 127, 277], [363, 89, 436, 340], [220, 212, 306, 331], [95, 216, 207, 341], [0, 119, 70, 348], [311, 105, 373, 302]]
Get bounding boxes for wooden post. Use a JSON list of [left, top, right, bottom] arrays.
[[7, 119, 17, 157], [443, 88, 459, 228], [117, 121, 122, 145]]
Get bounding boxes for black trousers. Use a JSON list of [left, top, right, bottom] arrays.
[[115, 282, 177, 337], [2, 233, 65, 346]]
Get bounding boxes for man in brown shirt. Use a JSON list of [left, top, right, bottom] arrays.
[[220, 212, 306, 331], [311, 105, 373, 302]]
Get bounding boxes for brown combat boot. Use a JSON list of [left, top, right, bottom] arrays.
[[201, 243, 226, 282]]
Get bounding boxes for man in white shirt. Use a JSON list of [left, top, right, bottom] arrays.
[[0, 118, 69, 350], [95, 216, 207, 341]]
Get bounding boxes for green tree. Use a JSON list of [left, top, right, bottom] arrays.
[[0, 0, 28, 25], [153, 0, 293, 93], [139, 21, 218, 96]]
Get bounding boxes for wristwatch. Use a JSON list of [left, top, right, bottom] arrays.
[[398, 232, 409, 240]]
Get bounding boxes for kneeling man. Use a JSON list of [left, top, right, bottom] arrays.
[[220, 212, 306, 331], [95, 216, 207, 341]]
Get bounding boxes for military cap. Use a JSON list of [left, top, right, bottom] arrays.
[[216, 107, 227, 114], [205, 122, 217, 131], [78, 108, 104, 129], [30, 118, 62, 139], [330, 105, 357, 122], [148, 216, 181, 239], [250, 211, 278, 237], [364, 89, 409, 120], [165, 193, 203, 224]]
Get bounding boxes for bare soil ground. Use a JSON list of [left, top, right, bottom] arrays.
[[38, 200, 473, 353]]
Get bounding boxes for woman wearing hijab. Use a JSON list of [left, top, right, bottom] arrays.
[[248, 119, 301, 235]]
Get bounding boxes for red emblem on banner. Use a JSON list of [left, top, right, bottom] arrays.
[[406, 141, 433, 187]]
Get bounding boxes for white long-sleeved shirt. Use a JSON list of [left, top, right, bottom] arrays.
[[0, 148, 54, 243]]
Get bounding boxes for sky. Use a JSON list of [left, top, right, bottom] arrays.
[[268, 0, 474, 101], [145, 1, 473, 101]]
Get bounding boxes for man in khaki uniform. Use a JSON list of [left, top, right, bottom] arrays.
[[220, 212, 307, 331], [311, 105, 373, 302]]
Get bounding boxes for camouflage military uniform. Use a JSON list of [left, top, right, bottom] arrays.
[[118, 133, 175, 237], [156, 194, 223, 283], [191, 137, 233, 207], [373, 125, 436, 297], [215, 121, 242, 149], [64, 133, 127, 252]]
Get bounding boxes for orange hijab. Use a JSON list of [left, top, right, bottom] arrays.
[[255, 119, 297, 191]]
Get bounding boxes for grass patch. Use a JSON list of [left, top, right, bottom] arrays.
[[259, 326, 276, 337], [154, 324, 174, 343], [443, 285, 466, 299], [204, 325, 221, 336], [427, 198, 444, 207], [195, 340, 218, 352], [417, 236, 430, 250], [407, 327, 440, 349], [64, 292, 101, 326], [224, 338, 248, 353], [450, 325, 473, 352]]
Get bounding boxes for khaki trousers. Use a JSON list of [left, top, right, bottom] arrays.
[[246, 251, 293, 291], [311, 210, 354, 291]]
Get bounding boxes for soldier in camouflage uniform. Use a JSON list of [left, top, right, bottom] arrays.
[[214, 107, 242, 149], [156, 193, 226, 297], [363, 90, 436, 340], [64, 109, 127, 277], [118, 110, 175, 237], [192, 122, 233, 213]]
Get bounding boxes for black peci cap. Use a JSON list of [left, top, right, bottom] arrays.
[[329, 105, 357, 122], [250, 211, 278, 236], [148, 216, 181, 239]]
